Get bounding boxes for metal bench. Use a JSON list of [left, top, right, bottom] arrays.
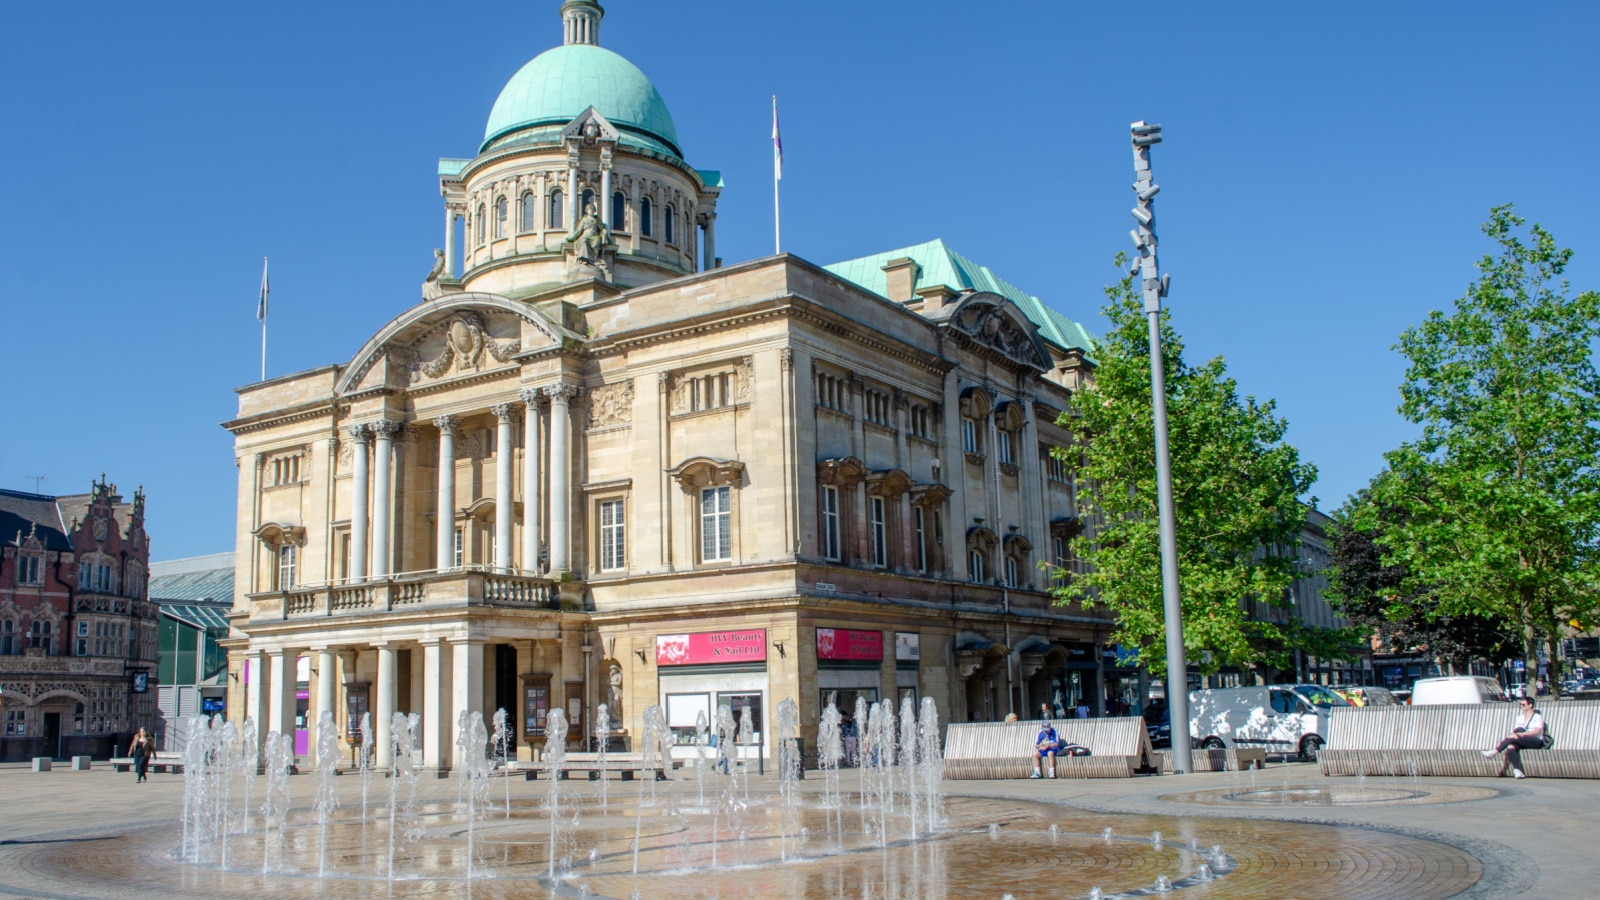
[[109, 754, 185, 775], [1319, 703, 1600, 779], [942, 718, 1157, 779], [1156, 747, 1267, 773]]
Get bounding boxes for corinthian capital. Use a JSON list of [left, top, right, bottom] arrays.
[[432, 414, 457, 434], [544, 382, 582, 405], [347, 423, 371, 443], [491, 403, 517, 423], [369, 418, 401, 437]]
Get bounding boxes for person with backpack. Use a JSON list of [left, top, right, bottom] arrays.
[[1031, 721, 1062, 779], [1482, 695, 1547, 779]]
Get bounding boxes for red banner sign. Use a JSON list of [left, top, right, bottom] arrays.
[[656, 629, 768, 666], [817, 628, 883, 662]]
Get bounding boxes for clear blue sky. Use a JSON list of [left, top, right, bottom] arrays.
[[2, 2, 1595, 559]]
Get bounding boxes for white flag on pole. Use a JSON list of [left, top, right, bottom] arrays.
[[772, 96, 783, 181], [257, 257, 270, 321]]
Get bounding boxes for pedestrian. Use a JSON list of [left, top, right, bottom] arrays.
[[129, 727, 155, 783], [1482, 696, 1546, 779], [1031, 720, 1062, 778], [1039, 702, 1052, 721]]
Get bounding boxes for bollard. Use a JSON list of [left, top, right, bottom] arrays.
[[31, 757, 52, 772], [70, 756, 91, 771]]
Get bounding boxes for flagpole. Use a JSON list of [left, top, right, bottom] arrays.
[[772, 95, 782, 255], [259, 256, 269, 382]]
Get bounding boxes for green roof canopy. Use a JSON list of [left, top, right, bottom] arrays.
[[824, 239, 1098, 355]]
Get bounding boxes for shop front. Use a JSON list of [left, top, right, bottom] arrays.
[[816, 627, 887, 766], [656, 628, 768, 762]]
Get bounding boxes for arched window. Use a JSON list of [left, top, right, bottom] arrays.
[[29, 618, 53, 654], [640, 197, 653, 237], [612, 191, 626, 230], [475, 204, 486, 244], [494, 196, 508, 238], [665, 205, 676, 244], [968, 550, 986, 584], [520, 191, 536, 232], [548, 190, 564, 229]]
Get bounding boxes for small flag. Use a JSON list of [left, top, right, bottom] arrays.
[[257, 257, 270, 321], [772, 95, 783, 181]]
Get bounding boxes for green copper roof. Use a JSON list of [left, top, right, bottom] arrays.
[[824, 239, 1098, 355], [438, 158, 471, 177], [482, 44, 681, 157], [696, 169, 724, 188]]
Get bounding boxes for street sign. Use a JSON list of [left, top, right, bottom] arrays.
[[1513, 660, 1525, 672]]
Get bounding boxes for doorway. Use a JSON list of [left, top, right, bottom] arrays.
[[43, 712, 61, 759]]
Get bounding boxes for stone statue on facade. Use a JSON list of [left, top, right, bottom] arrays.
[[563, 202, 613, 280], [421, 248, 446, 300], [607, 661, 624, 726]]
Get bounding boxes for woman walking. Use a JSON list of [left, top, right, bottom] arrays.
[[1482, 696, 1545, 779], [129, 727, 155, 783]]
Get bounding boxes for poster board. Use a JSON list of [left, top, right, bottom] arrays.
[[565, 681, 585, 734], [345, 682, 369, 743], [524, 674, 551, 739]]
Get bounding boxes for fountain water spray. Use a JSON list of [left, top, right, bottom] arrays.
[[461, 710, 492, 886], [692, 709, 710, 807], [899, 694, 919, 840], [633, 705, 670, 874], [214, 718, 239, 870], [544, 706, 570, 880], [235, 717, 257, 850], [261, 731, 293, 874], [492, 708, 512, 818], [593, 703, 611, 812], [385, 711, 420, 881], [359, 711, 373, 820], [917, 697, 944, 834], [737, 704, 757, 803], [817, 698, 843, 843], [314, 710, 340, 876], [854, 695, 869, 833], [776, 697, 800, 860]]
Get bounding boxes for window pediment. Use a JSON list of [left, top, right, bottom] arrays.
[[668, 456, 745, 493], [864, 468, 913, 497], [1050, 516, 1084, 540], [816, 456, 866, 488], [253, 522, 305, 545], [966, 526, 999, 551], [908, 482, 952, 508]]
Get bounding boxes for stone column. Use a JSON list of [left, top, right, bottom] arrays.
[[546, 383, 578, 575], [520, 389, 542, 572], [566, 161, 578, 232], [600, 157, 613, 228], [315, 647, 337, 737], [422, 638, 450, 770], [349, 425, 370, 581], [702, 213, 717, 270], [269, 648, 298, 748], [493, 404, 516, 572], [371, 419, 398, 577], [443, 204, 455, 278], [374, 644, 396, 767], [248, 647, 271, 756], [434, 415, 457, 570], [1018, 394, 1045, 587], [451, 638, 484, 764]]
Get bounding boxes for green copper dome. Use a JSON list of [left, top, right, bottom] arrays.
[[482, 44, 681, 157]]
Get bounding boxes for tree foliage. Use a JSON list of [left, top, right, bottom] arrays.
[[1050, 256, 1322, 675], [1358, 205, 1600, 692]]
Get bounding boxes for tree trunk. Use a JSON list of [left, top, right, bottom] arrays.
[[1520, 584, 1539, 697]]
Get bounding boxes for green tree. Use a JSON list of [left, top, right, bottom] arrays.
[[1050, 256, 1323, 676], [1365, 205, 1600, 694], [1327, 476, 1516, 673]]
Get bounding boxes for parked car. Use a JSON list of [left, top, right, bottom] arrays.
[[1142, 703, 1171, 748], [1335, 685, 1399, 707], [1411, 676, 1510, 705], [1187, 684, 1349, 760]]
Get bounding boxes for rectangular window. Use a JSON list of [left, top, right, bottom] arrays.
[[969, 550, 985, 584], [961, 417, 980, 453], [17, 555, 39, 585], [78, 621, 89, 637], [700, 486, 732, 562], [77, 564, 90, 590], [4, 710, 23, 737], [453, 527, 465, 568], [1045, 450, 1068, 482], [278, 545, 297, 590], [0, 620, 12, 655], [77, 638, 88, 657], [997, 430, 1014, 465], [599, 499, 626, 572], [869, 496, 888, 567], [913, 507, 927, 573], [820, 485, 840, 561]]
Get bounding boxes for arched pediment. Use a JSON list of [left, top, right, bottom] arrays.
[[816, 456, 867, 488], [667, 456, 746, 493], [253, 522, 305, 544], [946, 291, 1051, 372], [966, 526, 999, 550], [337, 293, 577, 396], [864, 468, 913, 497], [1003, 533, 1033, 555]]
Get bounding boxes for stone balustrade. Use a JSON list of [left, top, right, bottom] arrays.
[[248, 569, 560, 622]]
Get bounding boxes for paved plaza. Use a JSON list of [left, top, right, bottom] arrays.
[[0, 759, 1583, 898]]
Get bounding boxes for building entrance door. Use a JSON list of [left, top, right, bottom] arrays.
[[43, 712, 61, 759]]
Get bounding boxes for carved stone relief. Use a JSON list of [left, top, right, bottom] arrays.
[[589, 381, 635, 428], [405, 312, 522, 383]]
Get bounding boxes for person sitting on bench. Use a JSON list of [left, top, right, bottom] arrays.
[[1032, 722, 1062, 778], [1482, 695, 1546, 779]]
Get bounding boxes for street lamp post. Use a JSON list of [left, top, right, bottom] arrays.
[[1130, 120, 1192, 774]]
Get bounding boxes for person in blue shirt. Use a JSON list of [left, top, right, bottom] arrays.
[[1031, 722, 1062, 778]]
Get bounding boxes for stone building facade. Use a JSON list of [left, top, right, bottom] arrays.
[[223, 0, 1115, 769], [0, 480, 160, 761]]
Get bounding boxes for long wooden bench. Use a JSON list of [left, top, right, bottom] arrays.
[[513, 752, 682, 781], [942, 718, 1156, 779], [1156, 747, 1267, 773], [1320, 703, 1600, 779], [109, 753, 185, 774]]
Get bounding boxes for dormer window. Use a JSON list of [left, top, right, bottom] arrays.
[[17, 551, 42, 586]]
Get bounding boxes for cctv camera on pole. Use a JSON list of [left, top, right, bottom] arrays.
[[1129, 120, 1192, 775]]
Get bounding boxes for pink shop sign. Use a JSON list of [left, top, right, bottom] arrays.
[[656, 629, 767, 666]]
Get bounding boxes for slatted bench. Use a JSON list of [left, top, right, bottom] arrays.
[[943, 718, 1157, 779], [514, 752, 681, 781], [1319, 703, 1600, 779], [1157, 747, 1267, 773], [109, 754, 185, 774]]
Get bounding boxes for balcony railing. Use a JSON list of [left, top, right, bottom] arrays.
[[248, 567, 561, 622]]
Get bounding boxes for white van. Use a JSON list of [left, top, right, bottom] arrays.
[[1188, 684, 1349, 760], [1410, 676, 1510, 705]]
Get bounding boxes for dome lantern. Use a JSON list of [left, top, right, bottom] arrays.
[[561, 0, 603, 47]]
